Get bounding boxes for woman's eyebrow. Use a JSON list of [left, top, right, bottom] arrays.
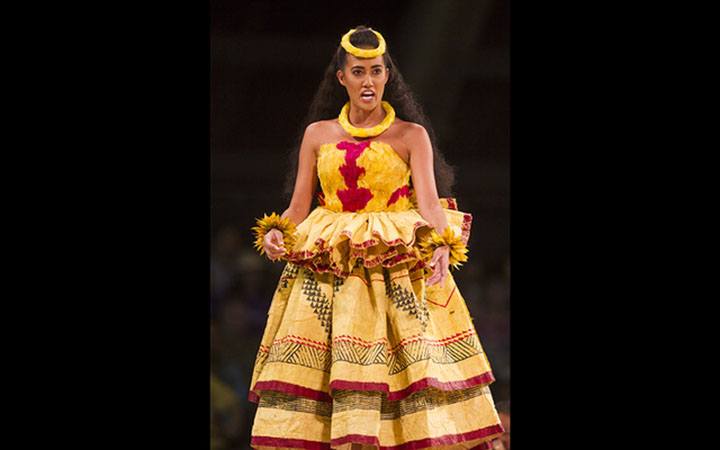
[[351, 65, 384, 69]]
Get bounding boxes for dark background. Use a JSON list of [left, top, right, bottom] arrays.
[[210, 1, 510, 448], [15, 2, 678, 449]]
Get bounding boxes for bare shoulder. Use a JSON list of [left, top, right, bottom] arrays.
[[304, 120, 340, 156], [395, 120, 431, 158], [308, 119, 341, 130], [305, 120, 327, 137], [395, 119, 429, 140], [306, 119, 341, 140]]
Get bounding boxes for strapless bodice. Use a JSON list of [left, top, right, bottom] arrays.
[[285, 139, 472, 278], [316, 140, 412, 213]]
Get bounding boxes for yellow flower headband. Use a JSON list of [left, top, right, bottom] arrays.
[[340, 28, 386, 58]]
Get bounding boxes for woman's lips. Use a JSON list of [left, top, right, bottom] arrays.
[[360, 91, 375, 102]]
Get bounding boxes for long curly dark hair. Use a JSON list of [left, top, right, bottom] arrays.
[[284, 25, 455, 198]]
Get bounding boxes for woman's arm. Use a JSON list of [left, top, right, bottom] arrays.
[[282, 122, 320, 224], [263, 123, 320, 260], [406, 124, 452, 286], [407, 124, 449, 233]]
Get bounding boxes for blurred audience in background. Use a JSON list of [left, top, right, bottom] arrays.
[[211, 226, 244, 320], [211, 372, 244, 449]]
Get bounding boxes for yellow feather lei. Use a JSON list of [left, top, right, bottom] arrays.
[[251, 213, 297, 258], [338, 101, 395, 138], [418, 227, 469, 270]]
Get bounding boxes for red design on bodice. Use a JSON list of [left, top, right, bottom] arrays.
[[387, 185, 411, 206], [335, 141, 374, 212]]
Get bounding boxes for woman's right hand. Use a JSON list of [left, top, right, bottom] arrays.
[[263, 228, 286, 261]]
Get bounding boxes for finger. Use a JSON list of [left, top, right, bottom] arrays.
[[429, 273, 442, 286], [270, 242, 286, 252], [435, 263, 447, 286]]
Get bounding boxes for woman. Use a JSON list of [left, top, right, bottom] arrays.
[[249, 26, 504, 449]]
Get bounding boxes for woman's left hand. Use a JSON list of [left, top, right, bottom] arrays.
[[426, 245, 450, 287]]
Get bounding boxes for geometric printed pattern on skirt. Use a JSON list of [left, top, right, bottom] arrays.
[[256, 326, 484, 375], [248, 262, 504, 449]]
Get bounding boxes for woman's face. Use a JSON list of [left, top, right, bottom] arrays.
[[337, 54, 389, 112]]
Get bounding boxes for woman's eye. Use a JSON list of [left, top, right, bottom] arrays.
[[352, 70, 362, 76]]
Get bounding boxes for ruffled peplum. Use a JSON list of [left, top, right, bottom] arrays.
[[286, 199, 473, 278]]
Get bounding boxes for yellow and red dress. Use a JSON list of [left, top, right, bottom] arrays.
[[249, 140, 504, 449]]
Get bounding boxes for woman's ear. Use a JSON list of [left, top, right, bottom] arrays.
[[336, 69, 346, 87]]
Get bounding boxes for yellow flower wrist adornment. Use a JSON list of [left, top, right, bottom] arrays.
[[418, 227, 469, 270], [251, 213, 297, 258]]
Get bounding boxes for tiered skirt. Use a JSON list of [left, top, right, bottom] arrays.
[[248, 202, 504, 449]]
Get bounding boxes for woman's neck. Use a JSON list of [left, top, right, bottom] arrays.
[[347, 102, 386, 128]]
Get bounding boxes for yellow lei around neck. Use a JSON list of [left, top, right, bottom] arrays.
[[338, 101, 396, 138]]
